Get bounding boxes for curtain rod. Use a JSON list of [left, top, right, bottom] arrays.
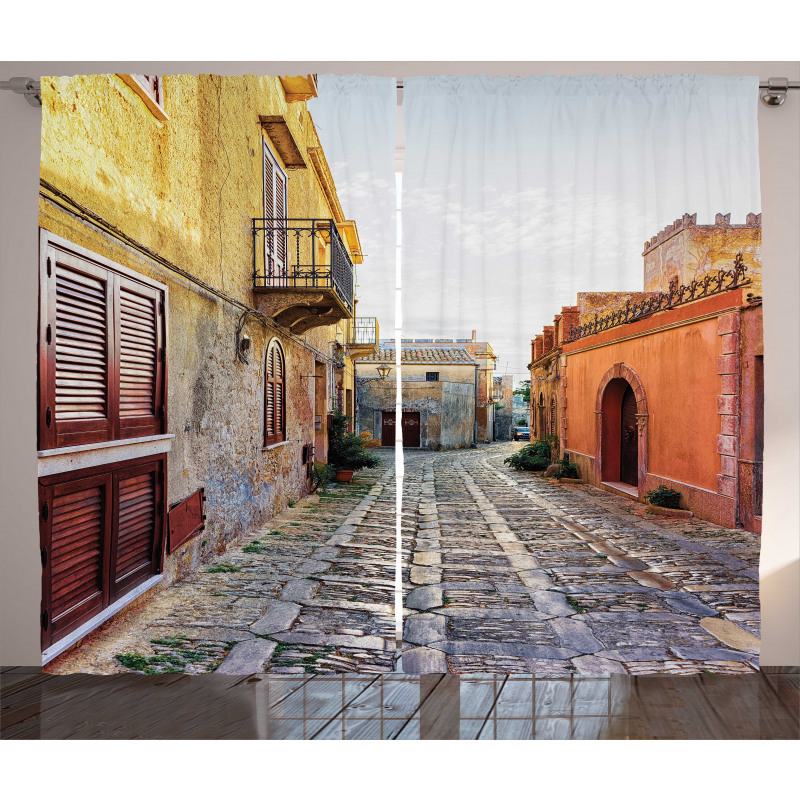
[[3, 76, 798, 108], [396, 77, 799, 106]]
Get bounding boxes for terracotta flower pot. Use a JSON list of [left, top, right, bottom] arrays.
[[334, 469, 355, 483]]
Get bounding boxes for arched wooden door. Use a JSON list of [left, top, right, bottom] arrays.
[[620, 385, 638, 486]]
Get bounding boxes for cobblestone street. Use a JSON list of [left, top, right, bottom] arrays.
[[49, 443, 761, 677], [402, 443, 761, 675]]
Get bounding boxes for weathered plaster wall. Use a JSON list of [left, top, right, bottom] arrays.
[[39, 74, 355, 585], [564, 314, 722, 492], [441, 382, 476, 448], [530, 352, 561, 445], [494, 376, 515, 440], [643, 223, 762, 297], [578, 292, 659, 327]]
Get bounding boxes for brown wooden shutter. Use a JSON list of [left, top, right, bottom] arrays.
[[264, 341, 285, 446], [274, 170, 287, 272], [112, 460, 163, 599], [40, 235, 166, 449], [40, 455, 165, 650], [44, 250, 113, 448], [117, 275, 163, 438], [40, 474, 111, 649], [274, 344, 285, 442], [263, 143, 276, 279]]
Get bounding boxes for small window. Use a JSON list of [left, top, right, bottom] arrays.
[[265, 340, 286, 446], [426, 372, 440, 382], [117, 74, 168, 121]]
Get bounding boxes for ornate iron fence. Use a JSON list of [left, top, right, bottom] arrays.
[[565, 252, 751, 343], [252, 218, 354, 313]]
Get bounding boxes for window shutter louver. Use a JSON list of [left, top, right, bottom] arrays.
[[41, 475, 110, 648], [118, 277, 162, 438], [112, 462, 161, 598], [264, 341, 286, 446], [263, 143, 288, 286], [47, 255, 113, 447], [274, 171, 287, 274]]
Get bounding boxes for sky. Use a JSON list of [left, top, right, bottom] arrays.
[[312, 76, 762, 386]]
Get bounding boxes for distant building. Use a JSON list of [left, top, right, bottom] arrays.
[[528, 306, 578, 448], [531, 212, 763, 532], [493, 375, 515, 440], [356, 347, 478, 449], [512, 393, 531, 427], [382, 332, 497, 442]]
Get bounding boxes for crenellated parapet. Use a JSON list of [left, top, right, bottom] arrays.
[[642, 212, 761, 296]]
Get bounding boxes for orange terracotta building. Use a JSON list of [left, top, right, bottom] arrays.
[[553, 213, 763, 532]]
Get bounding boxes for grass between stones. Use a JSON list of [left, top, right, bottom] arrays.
[[206, 562, 240, 573], [566, 596, 588, 613]]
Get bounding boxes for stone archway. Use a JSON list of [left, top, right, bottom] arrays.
[[595, 363, 648, 497]]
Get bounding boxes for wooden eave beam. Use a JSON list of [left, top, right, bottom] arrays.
[[306, 146, 345, 224], [259, 115, 306, 169], [279, 75, 319, 102]]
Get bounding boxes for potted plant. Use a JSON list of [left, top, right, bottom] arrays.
[[327, 410, 379, 482], [644, 485, 693, 517]]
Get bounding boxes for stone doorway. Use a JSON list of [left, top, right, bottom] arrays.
[[595, 363, 648, 498]]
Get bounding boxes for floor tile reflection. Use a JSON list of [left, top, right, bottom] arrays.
[[1, 668, 797, 740]]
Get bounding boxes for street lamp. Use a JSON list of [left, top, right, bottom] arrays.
[[376, 363, 391, 380]]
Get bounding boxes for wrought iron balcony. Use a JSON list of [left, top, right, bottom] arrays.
[[252, 218, 355, 334], [348, 317, 380, 359]]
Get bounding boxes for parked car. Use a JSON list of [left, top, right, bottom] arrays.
[[513, 426, 530, 441]]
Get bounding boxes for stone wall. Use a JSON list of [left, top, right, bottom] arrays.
[[441, 382, 477, 449], [642, 214, 762, 297]]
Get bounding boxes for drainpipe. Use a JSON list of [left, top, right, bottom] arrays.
[[473, 364, 478, 445]]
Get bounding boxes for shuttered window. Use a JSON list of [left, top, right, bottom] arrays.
[[265, 340, 286, 446], [263, 141, 288, 284], [39, 456, 165, 650], [39, 233, 166, 450], [131, 75, 162, 106]]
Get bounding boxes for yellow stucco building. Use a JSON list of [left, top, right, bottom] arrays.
[[36, 73, 378, 661]]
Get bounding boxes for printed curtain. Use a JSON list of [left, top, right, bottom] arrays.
[[34, 72, 765, 687]]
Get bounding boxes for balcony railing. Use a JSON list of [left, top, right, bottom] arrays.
[[252, 218, 355, 314], [353, 317, 379, 346]]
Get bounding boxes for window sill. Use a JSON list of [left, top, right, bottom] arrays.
[[116, 74, 169, 121], [38, 434, 174, 476], [42, 575, 163, 665], [261, 440, 289, 453]]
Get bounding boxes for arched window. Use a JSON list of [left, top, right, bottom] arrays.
[[537, 392, 545, 438], [265, 340, 286, 446]]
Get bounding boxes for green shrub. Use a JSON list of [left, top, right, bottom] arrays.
[[505, 442, 551, 471], [645, 485, 682, 509], [311, 463, 335, 492], [328, 410, 380, 471], [555, 458, 579, 479]]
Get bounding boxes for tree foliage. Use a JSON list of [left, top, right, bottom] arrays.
[[513, 379, 531, 404]]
